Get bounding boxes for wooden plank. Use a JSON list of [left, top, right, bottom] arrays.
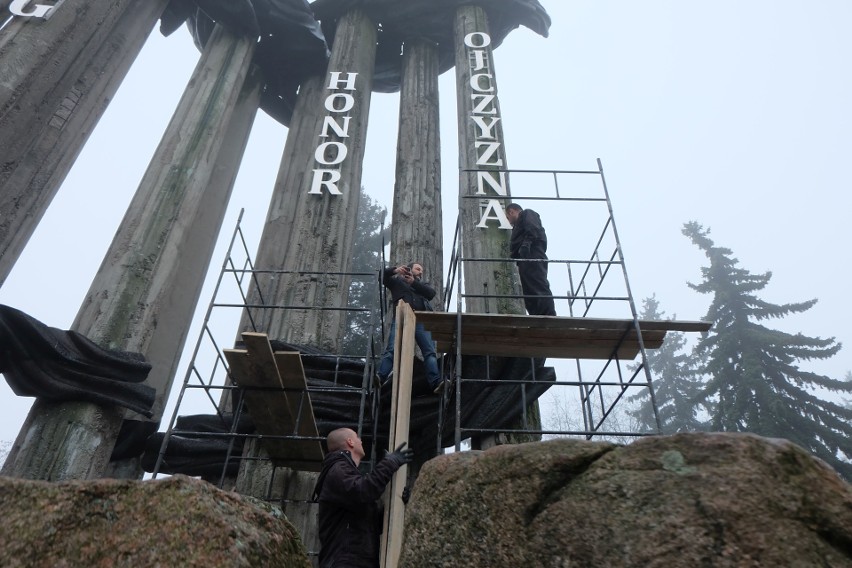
[[427, 327, 667, 344], [273, 351, 319, 439], [431, 340, 657, 359], [415, 311, 711, 333], [413, 311, 702, 359], [223, 332, 324, 470], [381, 303, 415, 568]]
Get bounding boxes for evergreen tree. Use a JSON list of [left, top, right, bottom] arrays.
[[684, 222, 852, 479], [341, 189, 387, 357], [628, 295, 706, 434]]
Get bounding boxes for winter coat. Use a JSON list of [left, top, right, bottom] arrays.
[[382, 267, 436, 312], [313, 450, 401, 568], [509, 208, 548, 259]]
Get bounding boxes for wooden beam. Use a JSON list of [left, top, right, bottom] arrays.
[[414, 311, 708, 359], [381, 303, 415, 568], [223, 332, 324, 471]]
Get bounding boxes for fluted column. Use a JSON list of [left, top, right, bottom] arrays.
[[0, 0, 168, 285], [390, 38, 443, 303], [2, 25, 261, 480], [453, 5, 523, 316]]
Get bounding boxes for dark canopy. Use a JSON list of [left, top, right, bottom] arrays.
[[160, 0, 550, 125]]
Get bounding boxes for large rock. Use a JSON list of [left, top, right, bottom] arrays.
[[0, 475, 310, 567], [401, 433, 852, 567]]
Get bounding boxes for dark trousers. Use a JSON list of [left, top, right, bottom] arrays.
[[518, 258, 556, 316]]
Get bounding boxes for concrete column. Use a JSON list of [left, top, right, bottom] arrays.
[[390, 38, 443, 303], [241, 8, 376, 352], [0, 0, 169, 286], [233, 9, 377, 556], [453, 5, 523, 316], [454, 6, 539, 447], [1, 25, 261, 480]]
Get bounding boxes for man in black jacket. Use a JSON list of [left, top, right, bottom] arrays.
[[376, 262, 444, 393], [313, 428, 414, 568], [506, 203, 557, 316]]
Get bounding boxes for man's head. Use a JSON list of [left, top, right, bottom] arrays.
[[407, 262, 424, 279], [506, 203, 523, 226], [326, 428, 365, 464]]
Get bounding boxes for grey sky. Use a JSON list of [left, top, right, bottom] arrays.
[[1, 1, 851, 445]]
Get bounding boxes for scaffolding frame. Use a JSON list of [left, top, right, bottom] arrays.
[[439, 160, 676, 450]]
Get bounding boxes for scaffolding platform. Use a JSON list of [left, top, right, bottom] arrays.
[[415, 311, 711, 359], [223, 332, 324, 471]]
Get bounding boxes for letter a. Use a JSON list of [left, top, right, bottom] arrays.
[[476, 200, 512, 229]]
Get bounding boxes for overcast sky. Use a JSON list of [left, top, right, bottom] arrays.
[[2, 1, 851, 447]]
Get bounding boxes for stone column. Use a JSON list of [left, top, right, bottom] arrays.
[[241, 9, 376, 351], [453, 5, 523, 316], [454, 6, 539, 448], [1, 25, 261, 481], [233, 9, 377, 556], [0, 0, 169, 286], [390, 38, 443, 303]]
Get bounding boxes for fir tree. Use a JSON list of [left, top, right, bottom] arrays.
[[684, 222, 852, 479], [341, 189, 387, 357], [628, 295, 706, 434]]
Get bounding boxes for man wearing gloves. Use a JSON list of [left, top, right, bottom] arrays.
[[313, 428, 414, 567], [506, 203, 557, 316]]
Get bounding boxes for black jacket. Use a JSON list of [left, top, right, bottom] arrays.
[[382, 267, 436, 312], [510, 208, 548, 259], [313, 451, 401, 568]]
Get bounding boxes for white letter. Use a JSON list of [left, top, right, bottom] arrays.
[[471, 94, 498, 115], [470, 73, 494, 93], [476, 200, 512, 229], [470, 49, 488, 71], [315, 142, 348, 166], [309, 169, 343, 195], [324, 93, 355, 113], [471, 116, 501, 139], [321, 116, 351, 138], [10, 0, 55, 17], [464, 32, 491, 48], [475, 141, 504, 166], [328, 72, 358, 90], [476, 171, 508, 196]]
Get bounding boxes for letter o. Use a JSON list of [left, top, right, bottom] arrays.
[[325, 93, 355, 113], [464, 32, 491, 48], [315, 142, 349, 166]]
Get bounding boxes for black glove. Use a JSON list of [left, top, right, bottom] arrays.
[[518, 243, 531, 258], [401, 486, 411, 505], [386, 442, 414, 467]]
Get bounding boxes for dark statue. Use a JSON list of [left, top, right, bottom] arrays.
[[0, 305, 154, 418]]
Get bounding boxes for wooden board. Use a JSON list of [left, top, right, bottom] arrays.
[[223, 332, 324, 471], [415, 312, 710, 359], [381, 303, 415, 568]]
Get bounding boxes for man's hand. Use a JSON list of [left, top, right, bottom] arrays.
[[518, 243, 531, 258], [386, 442, 414, 467]]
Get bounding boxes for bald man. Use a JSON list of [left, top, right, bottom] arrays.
[[313, 428, 414, 567]]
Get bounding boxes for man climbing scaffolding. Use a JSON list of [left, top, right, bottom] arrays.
[[376, 262, 445, 393]]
